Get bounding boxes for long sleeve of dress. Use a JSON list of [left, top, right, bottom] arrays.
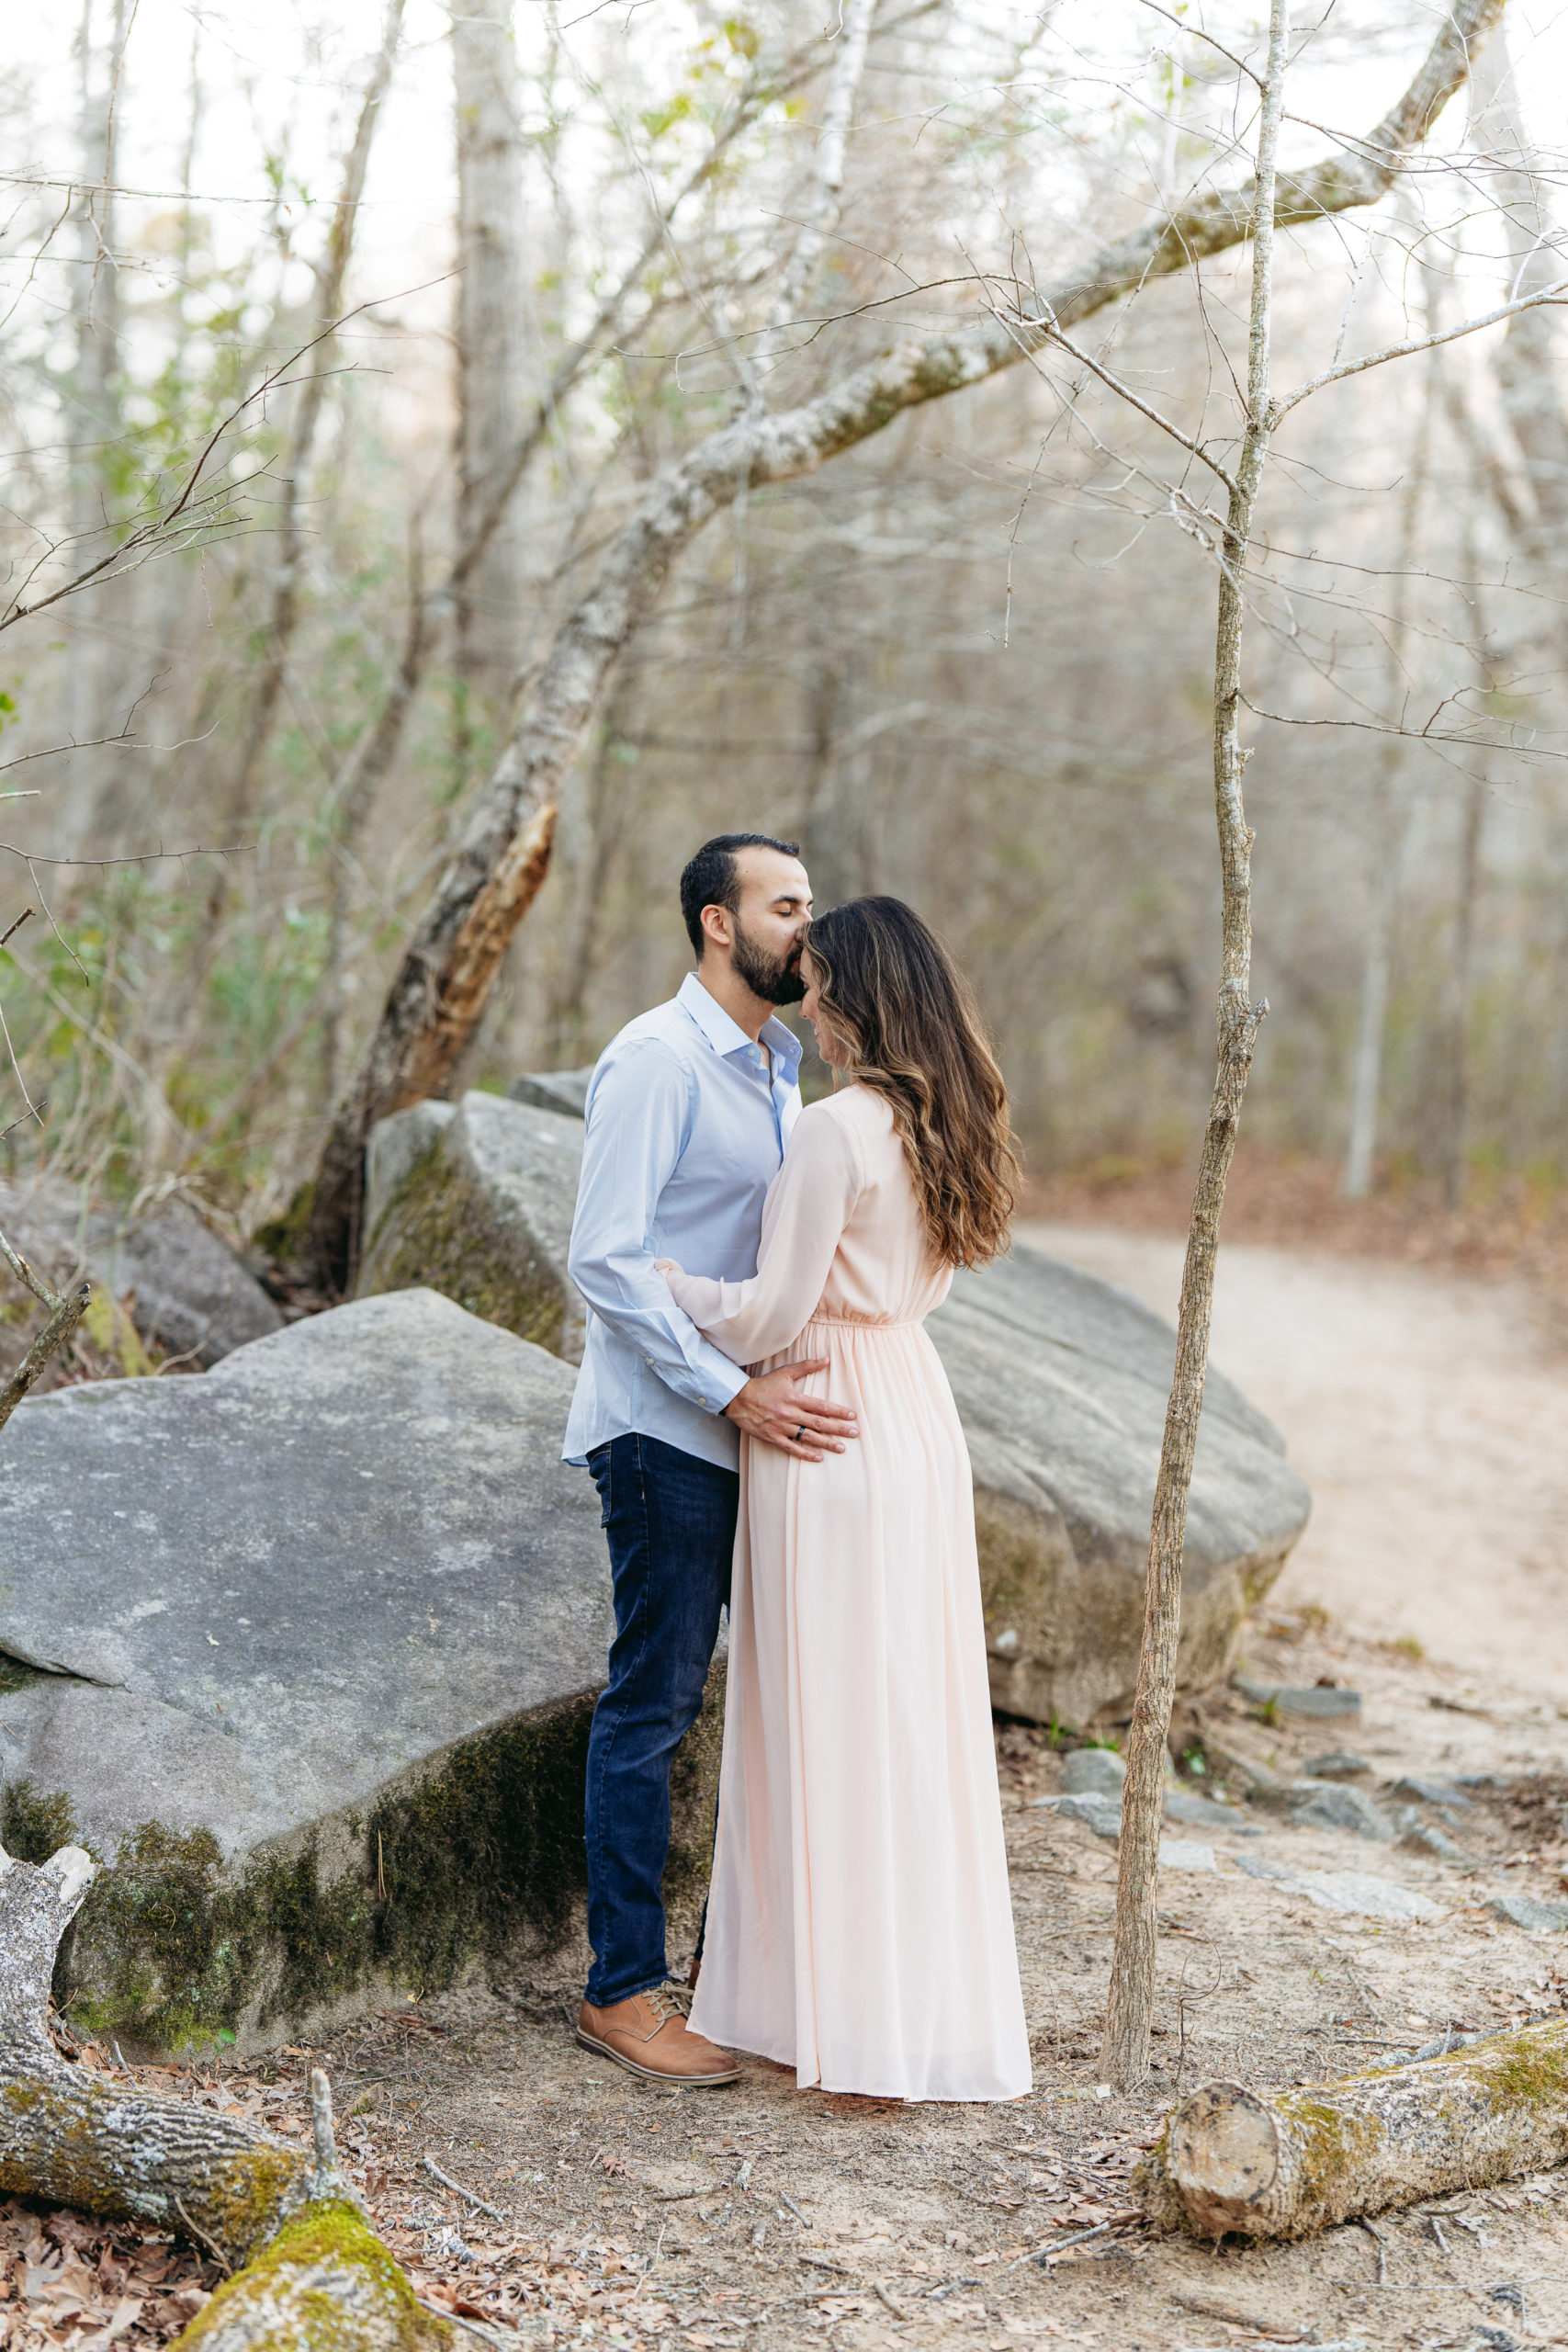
[[660, 1101, 863, 1366]]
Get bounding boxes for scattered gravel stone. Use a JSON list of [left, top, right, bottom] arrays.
[[1030, 1792, 1122, 1838], [1234, 1675, 1363, 1719], [1288, 1784, 1396, 1842], [1233, 1855, 1441, 1920], [1390, 1775, 1474, 1810], [1486, 1894, 1568, 1933], [1395, 1807, 1468, 1862], [1163, 1788, 1263, 1837], [1303, 1751, 1373, 1780], [1061, 1749, 1126, 1797], [1157, 1839, 1216, 1872]]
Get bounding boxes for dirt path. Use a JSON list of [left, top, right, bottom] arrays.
[[1019, 1220, 1568, 1701]]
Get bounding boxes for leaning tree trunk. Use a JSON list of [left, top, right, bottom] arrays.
[[301, 0, 1504, 1294], [0, 1842, 453, 2351], [1099, 0, 1287, 2094], [1138, 2021, 1568, 2239], [452, 0, 530, 780]]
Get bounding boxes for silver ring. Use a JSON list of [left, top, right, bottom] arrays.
[[795, 1425, 807, 1442]]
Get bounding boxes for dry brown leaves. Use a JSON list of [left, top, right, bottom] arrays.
[[0, 2200, 217, 2350]]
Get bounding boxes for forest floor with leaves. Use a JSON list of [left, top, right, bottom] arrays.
[[12, 1619, 1568, 2352]]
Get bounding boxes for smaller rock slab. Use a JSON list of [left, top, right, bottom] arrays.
[[1390, 1775, 1473, 1810], [1061, 1749, 1125, 1797], [0, 1180, 281, 1368], [1158, 1840, 1216, 1873], [1165, 1788, 1261, 1837], [1303, 1752, 1372, 1781], [1235, 1675, 1362, 1720], [509, 1069, 593, 1118], [1487, 1894, 1568, 1933], [1289, 1784, 1395, 1843], [358, 1093, 586, 1363], [1032, 1792, 1122, 1838], [1235, 1855, 1440, 1921]]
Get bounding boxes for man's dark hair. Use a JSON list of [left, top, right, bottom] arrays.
[[680, 832, 801, 957]]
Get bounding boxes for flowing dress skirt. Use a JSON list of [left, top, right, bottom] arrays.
[[688, 1311, 1032, 2102]]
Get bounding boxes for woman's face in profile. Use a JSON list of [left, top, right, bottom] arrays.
[[798, 949, 842, 1068]]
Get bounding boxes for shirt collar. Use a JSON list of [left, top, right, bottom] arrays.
[[678, 971, 801, 1080]]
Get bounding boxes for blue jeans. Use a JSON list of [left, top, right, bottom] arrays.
[[583, 1431, 737, 2007]]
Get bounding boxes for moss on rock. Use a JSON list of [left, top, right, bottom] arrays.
[[46, 1671, 724, 2053], [4, 1778, 80, 1862], [355, 1141, 563, 1353]]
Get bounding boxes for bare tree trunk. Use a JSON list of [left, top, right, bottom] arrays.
[[1470, 22, 1568, 554], [209, 0, 406, 854], [1445, 771, 1487, 1209], [300, 0, 1501, 1291], [540, 665, 640, 1067], [1099, 0, 1289, 2095], [756, 0, 879, 361], [452, 0, 529, 783], [1342, 254, 1440, 1199], [65, 0, 128, 847]]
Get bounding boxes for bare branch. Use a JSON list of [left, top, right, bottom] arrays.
[[1273, 276, 1568, 419]]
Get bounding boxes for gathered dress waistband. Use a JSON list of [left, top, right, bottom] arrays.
[[801, 1306, 924, 1333]]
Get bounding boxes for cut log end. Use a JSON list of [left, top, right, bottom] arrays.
[[1138, 2019, 1568, 2239]]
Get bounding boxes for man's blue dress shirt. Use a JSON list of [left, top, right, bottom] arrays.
[[562, 971, 803, 1472]]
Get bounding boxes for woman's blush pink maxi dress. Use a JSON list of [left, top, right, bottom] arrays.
[[660, 1083, 1032, 2102]]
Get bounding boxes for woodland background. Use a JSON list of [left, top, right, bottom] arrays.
[[3, 0, 1567, 1240]]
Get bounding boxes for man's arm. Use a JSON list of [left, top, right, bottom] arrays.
[[569, 1041, 857, 1461], [568, 1040, 751, 1417]]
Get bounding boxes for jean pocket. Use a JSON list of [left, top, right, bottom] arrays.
[[587, 1442, 613, 1527]]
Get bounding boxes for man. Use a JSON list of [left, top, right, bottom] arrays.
[[563, 833, 859, 2086]]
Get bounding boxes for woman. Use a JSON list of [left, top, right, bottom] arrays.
[[657, 897, 1031, 2102]]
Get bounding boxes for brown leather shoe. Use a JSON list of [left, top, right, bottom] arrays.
[[576, 1986, 738, 2086]]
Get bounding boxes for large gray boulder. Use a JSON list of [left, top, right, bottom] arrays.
[[0, 1290, 719, 2052], [0, 1179, 282, 1374], [356, 1092, 585, 1363], [358, 1093, 1310, 1727], [930, 1251, 1311, 1724]]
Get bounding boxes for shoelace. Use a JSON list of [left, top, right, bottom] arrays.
[[644, 1984, 688, 2027]]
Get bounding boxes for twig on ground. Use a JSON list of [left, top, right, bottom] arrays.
[[1174, 2293, 1312, 2342], [779, 2192, 812, 2229], [423, 2154, 506, 2221], [1035, 2219, 1113, 2263], [1358, 2216, 1388, 2284]]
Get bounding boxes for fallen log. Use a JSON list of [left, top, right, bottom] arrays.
[[1137, 2018, 1568, 2238], [0, 1839, 455, 2349]]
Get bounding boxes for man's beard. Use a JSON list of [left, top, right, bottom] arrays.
[[732, 916, 806, 1005]]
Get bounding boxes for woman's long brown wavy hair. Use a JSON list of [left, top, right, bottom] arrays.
[[805, 897, 1019, 1268]]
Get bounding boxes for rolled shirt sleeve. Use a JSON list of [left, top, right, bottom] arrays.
[[568, 1039, 750, 1418]]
